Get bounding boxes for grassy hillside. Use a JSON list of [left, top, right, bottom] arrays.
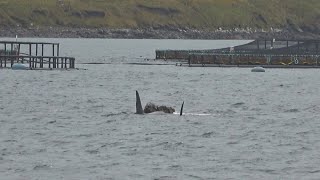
[[1, 0, 320, 31]]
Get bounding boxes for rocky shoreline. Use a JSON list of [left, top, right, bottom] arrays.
[[0, 27, 319, 39]]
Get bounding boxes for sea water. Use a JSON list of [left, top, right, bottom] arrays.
[[0, 38, 320, 179]]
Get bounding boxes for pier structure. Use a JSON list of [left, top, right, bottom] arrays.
[[0, 41, 75, 69], [155, 39, 320, 67]]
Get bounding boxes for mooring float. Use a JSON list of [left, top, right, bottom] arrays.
[[12, 63, 28, 70], [251, 66, 265, 72]]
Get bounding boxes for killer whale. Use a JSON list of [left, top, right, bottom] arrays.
[[136, 90, 144, 114], [135, 91, 212, 116], [135, 90, 184, 116], [180, 101, 184, 116]]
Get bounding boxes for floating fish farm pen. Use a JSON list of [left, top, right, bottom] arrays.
[[155, 39, 320, 68], [0, 41, 75, 69]]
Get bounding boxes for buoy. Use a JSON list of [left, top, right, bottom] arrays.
[[251, 66, 265, 72], [12, 63, 28, 70]]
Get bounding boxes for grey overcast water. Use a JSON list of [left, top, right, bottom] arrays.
[[0, 38, 320, 180]]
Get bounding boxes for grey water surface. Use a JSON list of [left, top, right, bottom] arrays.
[[0, 39, 320, 180]]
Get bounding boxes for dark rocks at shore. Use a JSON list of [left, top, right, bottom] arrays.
[[144, 102, 175, 114], [0, 26, 319, 39]]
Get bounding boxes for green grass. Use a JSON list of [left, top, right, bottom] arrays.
[[1, 0, 320, 30]]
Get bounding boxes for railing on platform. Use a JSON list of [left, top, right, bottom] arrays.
[[0, 40, 76, 69], [0, 55, 75, 69], [155, 39, 320, 67], [187, 53, 320, 66]]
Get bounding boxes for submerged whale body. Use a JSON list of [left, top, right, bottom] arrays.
[[135, 90, 183, 115]]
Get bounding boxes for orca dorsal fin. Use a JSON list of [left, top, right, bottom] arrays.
[[136, 91, 144, 114], [180, 101, 184, 116]]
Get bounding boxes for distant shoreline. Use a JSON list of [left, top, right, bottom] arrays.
[[0, 27, 318, 39]]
